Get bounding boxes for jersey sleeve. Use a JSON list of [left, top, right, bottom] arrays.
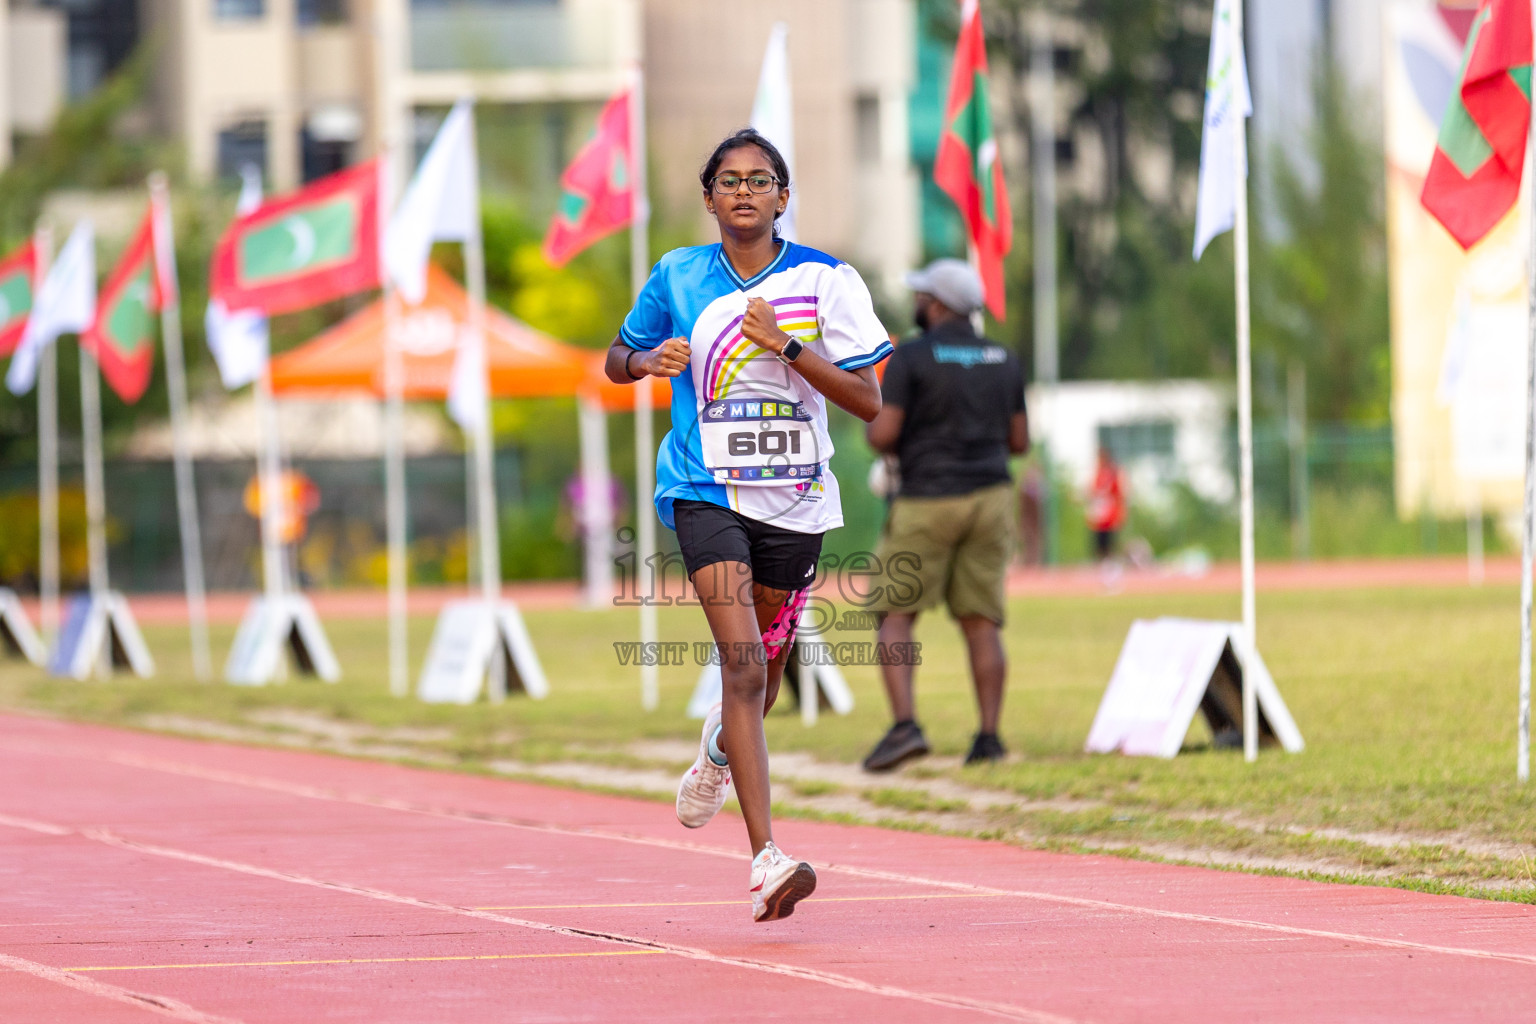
[[816, 263, 893, 370], [619, 259, 673, 351]]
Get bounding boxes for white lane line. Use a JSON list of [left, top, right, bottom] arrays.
[[7, 741, 1536, 969], [0, 952, 245, 1024], [58, 823, 1073, 1024], [0, 811, 72, 836]]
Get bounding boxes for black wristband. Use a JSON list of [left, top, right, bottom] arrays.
[[624, 349, 641, 380]]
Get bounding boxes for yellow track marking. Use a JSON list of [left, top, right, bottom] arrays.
[[65, 949, 660, 973]]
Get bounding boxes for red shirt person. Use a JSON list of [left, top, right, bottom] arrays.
[[1086, 447, 1125, 561]]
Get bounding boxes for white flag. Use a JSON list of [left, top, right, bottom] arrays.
[[1192, 0, 1252, 261], [385, 98, 478, 305], [206, 164, 270, 389], [5, 221, 95, 396], [751, 23, 797, 242]]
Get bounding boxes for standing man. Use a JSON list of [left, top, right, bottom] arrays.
[[862, 259, 1029, 770]]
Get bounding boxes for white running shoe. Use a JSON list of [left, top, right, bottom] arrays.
[[676, 704, 731, 829], [750, 841, 817, 922]]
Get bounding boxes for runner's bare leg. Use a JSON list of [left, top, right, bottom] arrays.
[[691, 563, 791, 856]]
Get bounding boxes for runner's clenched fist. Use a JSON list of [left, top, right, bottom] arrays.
[[642, 337, 691, 377]]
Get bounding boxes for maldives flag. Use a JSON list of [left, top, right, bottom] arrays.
[[1421, 0, 1533, 250], [934, 0, 1012, 319], [82, 212, 162, 404], [542, 89, 634, 267], [211, 159, 382, 315], [0, 240, 36, 356]]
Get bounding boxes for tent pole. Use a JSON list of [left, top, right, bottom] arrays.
[[34, 228, 58, 648], [578, 392, 615, 607], [383, 289, 408, 697], [630, 64, 658, 711]]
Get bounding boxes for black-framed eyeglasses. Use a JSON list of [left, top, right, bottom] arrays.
[[710, 173, 780, 195]]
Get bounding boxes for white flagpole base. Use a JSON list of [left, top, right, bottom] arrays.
[[417, 599, 549, 704], [49, 592, 155, 680], [225, 594, 341, 685], [0, 588, 47, 665]]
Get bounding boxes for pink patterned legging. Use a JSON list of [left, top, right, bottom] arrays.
[[760, 588, 808, 661]]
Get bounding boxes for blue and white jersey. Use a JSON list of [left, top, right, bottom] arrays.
[[621, 241, 893, 534]]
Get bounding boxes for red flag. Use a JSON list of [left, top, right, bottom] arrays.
[[0, 239, 37, 356], [211, 160, 382, 315], [542, 90, 635, 267], [1421, 0, 1533, 249], [934, 0, 1012, 319], [83, 212, 163, 404]]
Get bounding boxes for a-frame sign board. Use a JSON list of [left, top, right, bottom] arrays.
[[417, 599, 549, 704], [687, 605, 854, 723], [225, 594, 341, 685], [1085, 618, 1304, 758], [49, 592, 155, 680], [0, 588, 46, 665]]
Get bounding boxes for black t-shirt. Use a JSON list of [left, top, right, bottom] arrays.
[[880, 320, 1026, 498]]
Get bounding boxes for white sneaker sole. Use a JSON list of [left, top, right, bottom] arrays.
[[754, 862, 817, 922]]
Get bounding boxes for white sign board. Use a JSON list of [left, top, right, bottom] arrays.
[[417, 599, 549, 704], [0, 588, 45, 665], [1085, 618, 1303, 758], [225, 594, 341, 685], [687, 605, 854, 723], [48, 592, 155, 680]]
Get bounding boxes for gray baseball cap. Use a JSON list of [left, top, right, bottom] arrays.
[[905, 258, 984, 316]]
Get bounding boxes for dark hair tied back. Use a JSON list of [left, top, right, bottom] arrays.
[[699, 128, 791, 229]]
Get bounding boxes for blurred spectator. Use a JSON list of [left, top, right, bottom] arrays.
[[1086, 446, 1125, 563]]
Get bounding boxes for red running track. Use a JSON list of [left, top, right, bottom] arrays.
[[1, 714, 1533, 1023]]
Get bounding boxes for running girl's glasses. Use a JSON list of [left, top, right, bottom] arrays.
[[710, 174, 780, 194]]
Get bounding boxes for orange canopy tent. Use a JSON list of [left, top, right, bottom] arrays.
[[267, 264, 666, 410]]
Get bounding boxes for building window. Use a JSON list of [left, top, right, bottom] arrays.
[[214, 0, 265, 20], [297, 0, 348, 26], [301, 129, 351, 183], [855, 94, 881, 166], [217, 120, 268, 183], [1098, 420, 1176, 464]]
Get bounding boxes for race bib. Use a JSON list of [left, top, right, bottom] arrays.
[[700, 397, 820, 484]]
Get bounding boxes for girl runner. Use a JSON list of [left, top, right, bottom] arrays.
[[606, 128, 891, 921]]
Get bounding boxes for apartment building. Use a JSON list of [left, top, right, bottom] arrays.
[[1, 0, 917, 294]]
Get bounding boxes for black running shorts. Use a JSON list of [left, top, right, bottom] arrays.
[[672, 499, 824, 592]]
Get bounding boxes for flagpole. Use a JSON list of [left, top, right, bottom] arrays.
[[1029, 8, 1060, 566], [1231, 0, 1259, 763], [256, 370, 287, 611], [460, 105, 505, 700], [79, 343, 110, 674], [1517, 1, 1536, 780], [630, 64, 658, 712], [374, 6, 409, 700], [34, 227, 58, 648], [149, 174, 212, 682], [379, 172, 410, 699]]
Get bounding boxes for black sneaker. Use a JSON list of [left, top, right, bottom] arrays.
[[861, 721, 930, 772], [963, 732, 1007, 766]]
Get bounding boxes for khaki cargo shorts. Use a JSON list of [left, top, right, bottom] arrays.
[[869, 481, 1016, 625]]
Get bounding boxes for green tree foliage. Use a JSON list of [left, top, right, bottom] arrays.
[[1255, 66, 1390, 425], [978, 2, 1388, 423]]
